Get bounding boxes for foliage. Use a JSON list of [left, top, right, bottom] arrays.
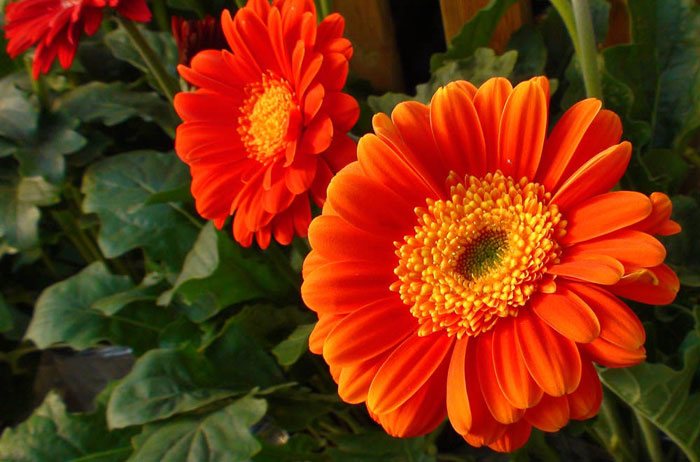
[[0, 1, 698, 461]]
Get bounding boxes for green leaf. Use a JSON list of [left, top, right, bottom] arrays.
[[271, 323, 314, 367], [0, 293, 12, 334], [326, 432, 435, 462], [92, 273, 166, 316], [0, 175, 60, 254], [369, 48, 517, 115], [600, 326, 700, 462], [107, 347, 237, 429], [24, 262, 169, 350], [108, 319, 280, 428], [14, 112, 86, 182], [81, 150, 199, 271], [430, 0, 517, 71], [0, 391, 136, 462], [58, 82, 179, 136], [507, 26, 547, 82], [104, 27, 178, 91], [159, 223, 288, 322], [0, 74, 37, 142], [128, 395, 266, 462]]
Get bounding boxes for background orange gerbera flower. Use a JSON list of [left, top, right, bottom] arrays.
[[4, 0, 151, 78], [302, 76, 681, 452], [174, 0, 359, 248]]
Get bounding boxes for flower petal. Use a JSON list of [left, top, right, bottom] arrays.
[[477, 332, 525, 424], [524, 394, 570, 432], [515, 310, 582, 396], [567, 360, 602, 420], [447, 338, 472, 435], [609, 264, 680, 305], [562, 191, 652, 245], [580, 336, 646, 368], [492, 318, 543, 409], [498, 79, 548, 179], [531, 290, 600, 343], [566, 229, 666, 268], [368, 333, 453, 414], [548, 255, 624, 285]]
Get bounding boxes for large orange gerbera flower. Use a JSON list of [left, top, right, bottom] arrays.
[[4, 0, 151, 78], [174, 0, 359, 248], [301, 77, 681, 452]]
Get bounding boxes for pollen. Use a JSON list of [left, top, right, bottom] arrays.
[[392, 171, 567, 338], [238, 74, 297, 162]]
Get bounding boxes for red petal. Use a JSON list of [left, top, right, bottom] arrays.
[[531, 290, 600, 343]]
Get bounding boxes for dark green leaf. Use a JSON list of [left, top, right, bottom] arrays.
[[600, 325, 700, 462], [0, 74, 37, 142], [0, 391, 136, 462], [369, 48, 517, 115], [507, 26, 547, 82], [430, 0, 517, 71], [14, 112, 86, 182], [107, 347, 237, 429], [0, 293, 12, 333], [0, 175, 60, 254], [327, 432, 435, 462], [128, 395, 266, 462], [58, 82, 179, 136], [92, 273, 166, 316], [271, 323, 314, 367], [81, 150, 199, 271], [159, 223, 287, 322]]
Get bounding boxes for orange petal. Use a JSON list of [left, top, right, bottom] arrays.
[[538, 98, 602, 191], [524, 394, 570, 432], [373, 357, 449, 437], [531, 290, 600, 343], [301, 260, 395, 314], [308, 313, 344, 354], [560, 109, 623, 182], [633, 192, 682, 236], [337, 350, 390, 404], [307, 214, 394, 262], [474, 77, 513, 172], [453, 80, 478, 98], [446, 337, 472, 435], [498, 79, 548, 179], [564, 282, 645, 350], [566, 229, 666, 268], [562, 191, 652, 245], [391, 101, 450, 196], [476, 332, 526, 424], [487, 420, 532, 453], [551, 141, 632, 211], [568, 360, 602, 420], [368, 332, 453, 414], [580, 336, 646, 368], [492, 318, 543, 409], [515, 310, 582, 396], [610, 264, 680, 305], [430, 83, 487, 177], [548, 254, 624, 285], [463, 340, 508, 444], [323, 297, 416, 365], [300, 114, 333, 155]]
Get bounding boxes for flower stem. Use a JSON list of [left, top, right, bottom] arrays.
[[116, 18, 179, 103], [152, 0, 170, 32], [549, 0, 581, 57], [317, 0, 333, 18], [597, 391, 636, 462], [571, 0, 603, 100], [635, 411, 663, 462]]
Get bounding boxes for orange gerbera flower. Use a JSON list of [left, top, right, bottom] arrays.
[[4, 0, 151, 79], [174, 0, 359, 248], [301, 76, 681, 452]]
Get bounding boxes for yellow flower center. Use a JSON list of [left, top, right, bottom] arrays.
[[392, 171, 567, 338], [238, 75, 296, 162]]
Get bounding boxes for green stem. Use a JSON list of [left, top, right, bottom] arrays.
[[117, 18, 179, 103], [317, 0, 333, 18], [24, 56, 49, 110], [152, 0, 170, 32], [635, 411, 663, 462], [598, 391, 636, 462], [571, 0, 603, 99], [549, 0, 581, 57]]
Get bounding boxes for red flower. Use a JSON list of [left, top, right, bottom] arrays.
[[171, 15, 229, 66], [4, 0, 151, 78], [174, 0, 359, 249]]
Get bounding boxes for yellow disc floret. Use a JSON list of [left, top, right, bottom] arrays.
[[238, 74, 296, 162], [392, 171, 567, 338]]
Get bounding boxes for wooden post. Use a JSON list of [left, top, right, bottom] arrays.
[[439, 0, 532, 53], [331, 0, 404, 92]]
